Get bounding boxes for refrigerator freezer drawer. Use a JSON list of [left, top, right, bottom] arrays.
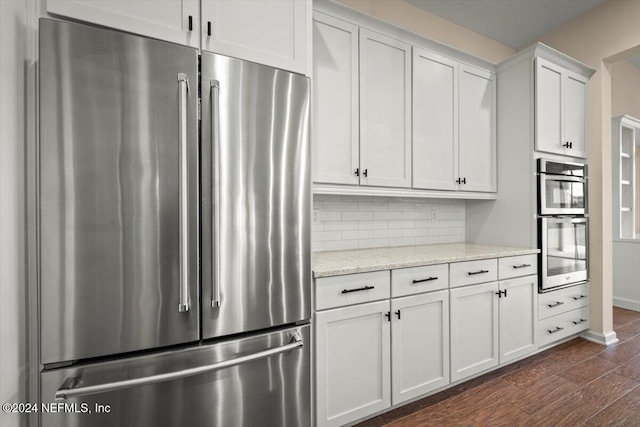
[[40, 325, 310, 427]]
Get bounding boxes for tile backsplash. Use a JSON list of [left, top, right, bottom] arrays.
[[312, 194, 465, 252]]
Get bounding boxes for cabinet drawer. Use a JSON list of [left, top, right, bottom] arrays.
[[450, 259, 497, 288], [315, 271, 390, 311], [391, 264, 449, 297], [539, 307, 589, 347], [539, 283, 589, 320], [498, 254, 537, 280]]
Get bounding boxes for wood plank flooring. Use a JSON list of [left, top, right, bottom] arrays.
[[356, 307, 640, 427]]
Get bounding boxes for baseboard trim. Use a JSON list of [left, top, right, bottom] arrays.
[[613, 297, 640, 312], [580, 329, 619, 346]]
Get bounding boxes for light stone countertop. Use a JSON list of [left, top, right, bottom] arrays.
[[313, 243, 539, 278]]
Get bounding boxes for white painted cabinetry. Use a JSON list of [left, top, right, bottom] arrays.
[[458, 65, 497, 192], [499, 276, 538, 363], [201, 0, 309, 75], [412, 49, 458, 191], [450, 281, 500, 382], [46, 0, 310, 74], [359, 29, 412, 188], [535, 57, 589, 158], [391, 290, 449, 404], [312, 13, 359, 185], [312, 2, 498, 199], [47, 0, 200, 48], [315, 301, 391, 427]]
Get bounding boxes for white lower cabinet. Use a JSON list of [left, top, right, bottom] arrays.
[[315, 301, 391, 427], [315, 290, 450, 426], [450, 275, 538, 382], [499, 276, 538, 363], [450, 282, 500, 382], [391, 291, 449, 405]]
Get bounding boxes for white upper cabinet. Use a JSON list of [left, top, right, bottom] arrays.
[[458, 65, 497, 192], [535, 57, 588, 158], [359, 29, 412, 188], [412, 49, 458, 191], [563, 72, 588, 157], [201, 0, 309, 75], [47, 0, 200, 48], [312, 13, 359, 185]]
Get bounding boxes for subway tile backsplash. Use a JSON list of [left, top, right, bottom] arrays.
[[312, 195, 465, 252]]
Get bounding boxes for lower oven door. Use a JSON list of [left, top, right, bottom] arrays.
[[540, 217, 588, 290], [40, 325, 310, 427]]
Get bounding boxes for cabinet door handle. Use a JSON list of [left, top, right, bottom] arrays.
[[462, 177, 466, 184], [572, 318, 587, 325], [495, 290, 507, 298], [188, 15, 193, 31], [548, 326, 564, 334], [341, 285, 374, 294], [207, 21, 212, 36], [354, 168, 359, 177], [547, 301, 564, 308], [512, 264, 531, 269], [468, 270, 489, 276], [412, 277, 438, 284], [572, 295, 587, 300], [395, 310, 401, 320], [363, 169, 368, 177], [456, 177, 461, 184], [385, 311, 391, 322]]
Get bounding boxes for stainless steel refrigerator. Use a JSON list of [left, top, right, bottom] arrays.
[[38, 18, 310, 427]]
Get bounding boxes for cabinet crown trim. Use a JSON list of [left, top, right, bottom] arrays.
[[498, 42, 595, 77]]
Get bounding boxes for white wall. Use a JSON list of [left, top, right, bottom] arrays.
[[0, 1, 28, 426]]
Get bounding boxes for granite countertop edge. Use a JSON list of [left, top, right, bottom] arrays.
[[313, 243, 540, 278]]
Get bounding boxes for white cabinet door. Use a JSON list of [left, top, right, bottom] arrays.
[[412, 49, 458, 191], [391, 291, 449, 405], [47, 0, 199, 48], [458, 64, 496, 192], [535, 58, 564, 155], [499, 276, 538, 364], [316, 301, 391, 427], [360, 29, 412, 188], [450, 282, 499, 382], [563, 72, 588, 158], [312, 13, 359, 185], [201, 0, 309, 75]]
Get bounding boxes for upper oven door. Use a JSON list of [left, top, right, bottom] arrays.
[[539, 173, 587, 215]]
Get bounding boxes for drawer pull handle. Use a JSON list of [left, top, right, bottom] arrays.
[[572, 318, 587, 325], [548, 326, 564, 334], [547, 301, 565, 308], [341, 285, 374, 294], [572, 295, 587, 300], [412, 277, 438, 284], [468, 270, 489, 276], [513, 264, 531, 269]]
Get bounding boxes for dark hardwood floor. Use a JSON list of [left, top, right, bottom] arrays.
[[357, 307, 640, 427]]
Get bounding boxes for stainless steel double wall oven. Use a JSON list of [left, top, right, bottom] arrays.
[[538, 159, 589, 291]]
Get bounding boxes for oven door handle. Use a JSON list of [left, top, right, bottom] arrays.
[[540, 174, 585, 183]]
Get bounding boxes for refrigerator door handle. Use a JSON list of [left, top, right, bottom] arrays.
[[211, 79, 222, 308], [55, 332, 304, 400], [178, 73, 190, 313]]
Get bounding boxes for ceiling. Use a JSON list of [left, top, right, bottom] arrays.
[[405, 0, 607, 50]]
